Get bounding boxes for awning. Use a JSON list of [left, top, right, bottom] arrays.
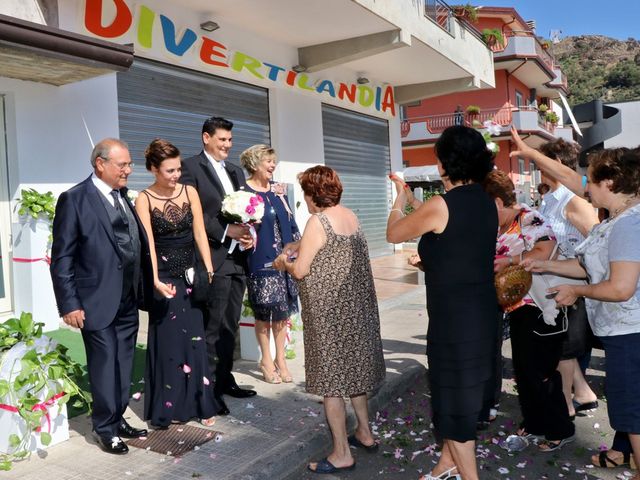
[[402, 165, 442, 183], [0, 14, 133, 86]]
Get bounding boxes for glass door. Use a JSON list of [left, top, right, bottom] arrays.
[[0, 95, 13, 314]]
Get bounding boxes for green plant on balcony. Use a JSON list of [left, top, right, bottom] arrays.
[[466, 105, 481, 115], [452, 4, 479, 23], [540, 39, 552, 50], [482, 28, 505, 48], [538, 103, 549, 113], [545, 111, 559, 125]]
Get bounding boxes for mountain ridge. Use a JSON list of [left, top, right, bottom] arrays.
[[548, 35, 640, 105]]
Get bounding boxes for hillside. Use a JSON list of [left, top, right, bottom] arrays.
[[549, 35, 640, 105]]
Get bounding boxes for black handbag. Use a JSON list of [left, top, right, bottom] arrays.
[[185, 265, 210, 303]]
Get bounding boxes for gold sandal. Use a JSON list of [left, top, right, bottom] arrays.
[[259, 364, 282, 384]]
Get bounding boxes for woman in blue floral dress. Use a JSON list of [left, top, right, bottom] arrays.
[[240, 145, 299, 384]]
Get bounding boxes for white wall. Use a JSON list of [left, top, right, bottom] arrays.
[[0, 73, 120, 328], [604, 101, 640, 149], [269, 88, 325, 230]]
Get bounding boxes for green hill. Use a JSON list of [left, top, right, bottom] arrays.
[[550, 35, 640, 106]]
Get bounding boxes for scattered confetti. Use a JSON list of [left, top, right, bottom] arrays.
[[182, 364, 192, 374], [131, 392, 142, 401]]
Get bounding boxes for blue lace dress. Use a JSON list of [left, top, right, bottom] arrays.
[[142, 185, 219, 427]]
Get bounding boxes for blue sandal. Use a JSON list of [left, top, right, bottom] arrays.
[[308, 458, 356, 474]]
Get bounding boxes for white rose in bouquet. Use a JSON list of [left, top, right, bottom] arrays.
[[221, 190, 265, 224]]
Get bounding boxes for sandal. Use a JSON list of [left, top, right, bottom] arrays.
[[307, 457, 355, 474], [200, 416, 216, 427], [275, 361, 293, 383], [592, 450, 636, 469], [259, 364, 282, 384], [420, 465, 460, 480], [539, 435, 575, 452], [347, 434, 379, 453]]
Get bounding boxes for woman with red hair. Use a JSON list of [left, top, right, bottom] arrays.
[[274, 165, 385, 474]]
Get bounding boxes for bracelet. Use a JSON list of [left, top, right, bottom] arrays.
[[390, 208, 404, 215]]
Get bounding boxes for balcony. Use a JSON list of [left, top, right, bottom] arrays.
[[547, 64, 568, 92], [402, 105, 562, 143]]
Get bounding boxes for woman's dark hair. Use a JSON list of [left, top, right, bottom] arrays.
[[539, 139, 581, 170], [298, 165, 343, 208], [144, 138, 181, 170], [589, 147, 640, 195], [483, 169, 517, 207], [435, 126, 494, 183]]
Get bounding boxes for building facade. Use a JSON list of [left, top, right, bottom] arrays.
[[0, 0, 494, 327], [401, 6, 573, 204]]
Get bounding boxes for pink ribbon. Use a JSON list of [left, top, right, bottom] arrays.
[[13, 255, 51, 265], [0, 392, 66, 434]]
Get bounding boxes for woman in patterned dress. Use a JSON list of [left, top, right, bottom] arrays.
[[240, 145, 300, 384], [274, 166, 385, 475], [135, 139, 219, 428]]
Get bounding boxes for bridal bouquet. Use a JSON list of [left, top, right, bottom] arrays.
[[221, 190, 265, 224]]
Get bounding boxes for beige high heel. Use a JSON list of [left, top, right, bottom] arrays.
[[275, 361, 293, 383], [259, 364, 282, 384]]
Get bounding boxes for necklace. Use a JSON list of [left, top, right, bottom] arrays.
[[610, 196, 640, 219]]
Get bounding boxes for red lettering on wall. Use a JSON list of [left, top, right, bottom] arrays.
[[200, 37, 228, 67], [84, 0, 133, 38], [381, 86, 396, 116], [337, 83, 356, 103]]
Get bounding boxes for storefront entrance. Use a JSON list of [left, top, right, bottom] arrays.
[[322, 105, 393, 257], [0, 95, 13, 314], [117, 59, 271, 191]]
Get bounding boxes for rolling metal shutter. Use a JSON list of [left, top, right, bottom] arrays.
[[322, 105, 392, 257], [117, 59, 270, 190]]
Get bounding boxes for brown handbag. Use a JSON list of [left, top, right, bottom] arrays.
[[494, 264, 532, 309]]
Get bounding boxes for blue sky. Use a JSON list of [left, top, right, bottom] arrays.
[[474, 1, 640, 41]]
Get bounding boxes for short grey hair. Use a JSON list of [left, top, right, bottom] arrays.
[[90, 138, 129, 168], [239, 144, 276, 174]]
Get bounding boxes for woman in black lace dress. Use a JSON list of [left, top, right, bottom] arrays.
[[136, 139, 219, 429]]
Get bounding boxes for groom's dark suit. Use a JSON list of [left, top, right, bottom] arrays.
[[181, 152, 249, 397], [50, 175, 153, 440]]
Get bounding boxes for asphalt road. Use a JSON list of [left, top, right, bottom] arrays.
[[286, 347, 632, 480]]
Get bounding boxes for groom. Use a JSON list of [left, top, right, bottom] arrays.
[[50, 138, 153, 454], [182, 117, 256, 416]]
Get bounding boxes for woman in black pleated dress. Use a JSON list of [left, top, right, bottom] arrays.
[[136, 139, 220, 429], [387, 126, 500, 480]]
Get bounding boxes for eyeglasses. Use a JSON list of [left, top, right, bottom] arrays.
[[99, 157, 135, 171]]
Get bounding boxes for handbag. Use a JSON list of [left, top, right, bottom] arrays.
[[495, 265, 532, 309], [185, 264, 210, 303], [495, 214, 533, 309], [528, 244, 588, 333]]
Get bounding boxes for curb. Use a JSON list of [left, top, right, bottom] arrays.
[[228, 363, 427, 480]]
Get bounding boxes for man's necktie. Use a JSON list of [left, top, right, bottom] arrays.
[[110, 189, 128, 225]]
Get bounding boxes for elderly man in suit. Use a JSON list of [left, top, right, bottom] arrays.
[[181, 117, 256, 416], [50, 138, 153, 454]]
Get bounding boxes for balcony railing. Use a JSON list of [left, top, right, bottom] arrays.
[[403, 105, 561, 138], [423, 0, 454, 35], [502, 30, 555, 72], [406, 106, 513, 134]]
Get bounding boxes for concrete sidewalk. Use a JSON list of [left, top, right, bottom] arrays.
[[8, 252, 429, 480]]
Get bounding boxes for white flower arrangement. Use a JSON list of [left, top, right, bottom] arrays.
[[221, 190, 265, 224], [480, 119, 501, 154], [126, 189, 139, 204]]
